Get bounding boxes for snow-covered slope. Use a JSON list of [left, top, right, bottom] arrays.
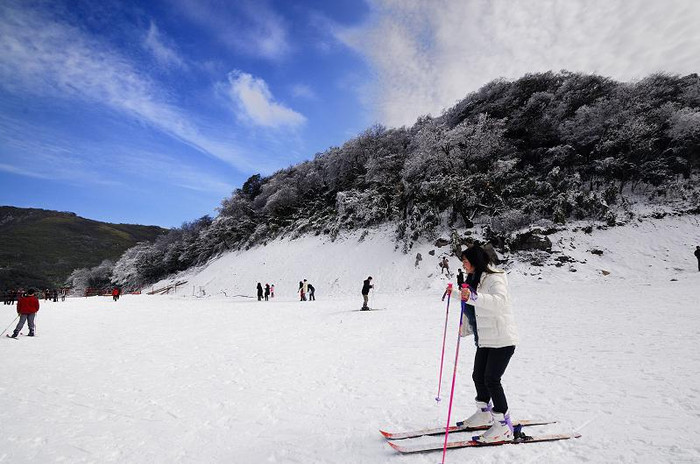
[[155, 214, 700, 298], [1, 215, 698, 463]]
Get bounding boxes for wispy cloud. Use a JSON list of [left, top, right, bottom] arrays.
[[171, 0, 291, 61], [0, 125, 124, 188], [111, 149, 234, 195], [0, 114, 234, 194], [226, 70, 306, 128], [144, 20, 186, 69], [337, 0, 700, 127], [0, 2, 257, 172], [290, 84, 316, 100]]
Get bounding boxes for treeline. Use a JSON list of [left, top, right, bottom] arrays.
[[71, 71, 700, 290]]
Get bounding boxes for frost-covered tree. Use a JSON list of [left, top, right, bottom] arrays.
[[67, 259, 114, 293], [105, 71, 700, 288]]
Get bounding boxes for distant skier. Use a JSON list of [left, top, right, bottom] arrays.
[[457, 268, 465, 288], [361, 276, 373, 310], [8, 288, 39, 338], [264, 283, 270, 301], [112, 287, 120, 301], [695, 246, 700, 271], [444, 245, 519, 443], [308, 283, 315, 301], [298, 281, 305, 301], [270, 284, 275, 298], [257, 283, 263, 301]]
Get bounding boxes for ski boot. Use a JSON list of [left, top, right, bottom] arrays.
[[473, 411, 514, 443], [456, 401, 493, 427]]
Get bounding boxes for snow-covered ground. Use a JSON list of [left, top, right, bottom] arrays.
[[1, 215, 699, 463]]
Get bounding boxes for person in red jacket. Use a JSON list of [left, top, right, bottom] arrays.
[[9, 288, 40, 338], [112, 287, 120, 301]]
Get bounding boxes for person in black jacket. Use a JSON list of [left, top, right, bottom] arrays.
[[308, 283, 315, 301], [695, 246, 700, 271], [257, 283, 263, 301], [264, 283, 270, 301], [361, 277, 373, 310]]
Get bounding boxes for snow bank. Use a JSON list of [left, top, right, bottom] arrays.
[[155, 215, 700, 298]]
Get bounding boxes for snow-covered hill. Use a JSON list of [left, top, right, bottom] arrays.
[[1, 215, 698, 463], [154, 214, 700, 298]]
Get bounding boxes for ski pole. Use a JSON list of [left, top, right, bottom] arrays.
[[441, 284, 468, 464], [1, 314, 19, 337], [435, 283, 452, 402]]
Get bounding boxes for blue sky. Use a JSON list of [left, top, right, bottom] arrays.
[[2, 0, 700, 227]]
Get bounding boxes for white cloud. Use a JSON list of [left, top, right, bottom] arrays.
[[144, 21, 186, 69], [227, 70, 306, 128], [337, 0, 700, 127], [0, 3, 258, 172]]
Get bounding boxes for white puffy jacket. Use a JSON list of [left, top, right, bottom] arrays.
[[469, 271, 519, 348]]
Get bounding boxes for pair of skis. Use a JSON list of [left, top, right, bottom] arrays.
[[380, 420, 581, 453]]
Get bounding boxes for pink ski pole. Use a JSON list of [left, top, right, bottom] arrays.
[[435, 283, 452, 402], [441, 284, 468, 464]]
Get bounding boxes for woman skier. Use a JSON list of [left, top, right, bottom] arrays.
[[445, 245, 519, 443]]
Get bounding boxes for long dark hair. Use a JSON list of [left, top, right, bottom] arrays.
[[461, 245, 498, 291]]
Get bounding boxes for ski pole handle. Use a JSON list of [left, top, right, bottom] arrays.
[[460, 283, 471, 302]]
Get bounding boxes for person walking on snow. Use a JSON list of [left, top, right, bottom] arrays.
[[439, 256, 450, 275], [264, 284, 270, 301], [444, 245, 519, 443], [257, 283, 263, 301], [308, 283, 315, 301], [112, 287, 120, 301], [298, 281, 305, 301], [695, 246, 700, 271], [9, 288, 40, 338], [270, 284, 275, 298], [361, 276, 373, 310]]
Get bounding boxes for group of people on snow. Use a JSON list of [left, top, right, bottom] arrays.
[[2, 288, 67, 304], [298, 280, 315, 301], [256, 283, 275, 301]]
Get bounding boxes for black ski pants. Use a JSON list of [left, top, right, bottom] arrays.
[[472, 345, 515, 414]]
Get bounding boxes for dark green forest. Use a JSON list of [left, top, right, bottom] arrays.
[[96, 71, 699, 289], [0, 207, 166, 288]]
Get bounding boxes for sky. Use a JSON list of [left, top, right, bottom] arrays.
[[2, 0, 700, 228]]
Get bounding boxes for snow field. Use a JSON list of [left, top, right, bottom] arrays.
[[1, 214, 699, 463]]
